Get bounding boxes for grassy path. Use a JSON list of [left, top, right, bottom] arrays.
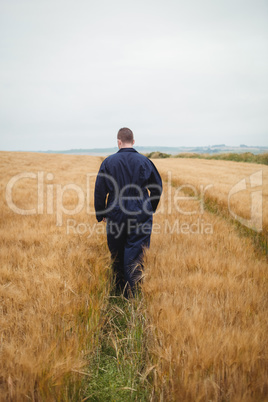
[[81, 294, 152, 401]]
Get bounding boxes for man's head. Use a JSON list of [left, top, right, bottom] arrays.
[[117, 127, 135, 149]]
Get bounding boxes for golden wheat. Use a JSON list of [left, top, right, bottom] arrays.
[[1, 152, 267, 401], [142, 161, 268, 401], [0, 152, 110, 401], [154, 158, 268, 234]]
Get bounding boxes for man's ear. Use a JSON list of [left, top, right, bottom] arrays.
[[117, 139, 122, 149], [133, 139, 135, 145]]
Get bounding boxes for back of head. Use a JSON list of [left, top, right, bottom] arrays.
[[117, 127, 134, 144]]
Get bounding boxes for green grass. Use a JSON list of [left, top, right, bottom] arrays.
[[146, 151, 268, 165], [82, 292, 152, 401], [145, 151, 171, 159]]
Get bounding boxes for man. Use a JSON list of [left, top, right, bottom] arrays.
[[94, 127, 162, 296]]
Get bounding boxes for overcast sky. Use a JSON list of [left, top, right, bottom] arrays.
[[0, 0, 267, 151]]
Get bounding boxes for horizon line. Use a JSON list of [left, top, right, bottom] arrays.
[[1, 144, 268, 153]]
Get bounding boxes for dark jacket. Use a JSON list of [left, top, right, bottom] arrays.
[[94, 148, 162, 223]]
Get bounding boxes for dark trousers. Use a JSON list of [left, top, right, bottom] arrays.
[[106, 216, 152, 295]]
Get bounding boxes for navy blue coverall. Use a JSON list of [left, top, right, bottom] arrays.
[[94, 148, 162, 294]]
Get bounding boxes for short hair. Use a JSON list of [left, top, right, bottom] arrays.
[[117, 127, 134, 143]]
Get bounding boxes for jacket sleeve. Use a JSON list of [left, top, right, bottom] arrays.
[[94, 161, 108, 222], [147, 160, 162, 212]]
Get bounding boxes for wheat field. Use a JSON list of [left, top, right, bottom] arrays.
[[155, 158, 268, 234], [0, 152, 111, 401], [0, 151, 267, 401]]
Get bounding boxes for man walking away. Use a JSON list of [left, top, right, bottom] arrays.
[[94, 128, 162, 296]]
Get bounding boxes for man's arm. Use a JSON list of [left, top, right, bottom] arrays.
[[147, 161, 162, 212], [94, 161, 108, 222]]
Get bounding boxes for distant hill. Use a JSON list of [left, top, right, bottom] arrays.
[[40, 145, 268, 156]]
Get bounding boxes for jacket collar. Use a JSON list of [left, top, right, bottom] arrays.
[[117, 148, 137, 153]]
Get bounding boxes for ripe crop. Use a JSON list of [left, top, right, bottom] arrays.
[[0, 152, 267, 401]]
